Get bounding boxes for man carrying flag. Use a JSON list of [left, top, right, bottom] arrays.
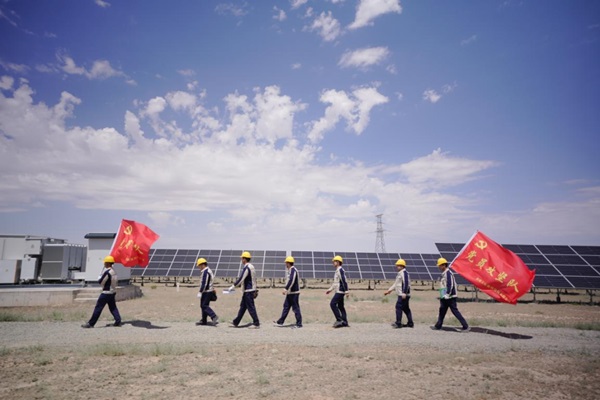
[[450, 231, 535, 305], [432, 257, 470, 332], [111, 219, 159, 267], [81, 256, 122, 328]]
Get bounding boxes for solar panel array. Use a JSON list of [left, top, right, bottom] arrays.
[[131, 244, 600, 290], [435, 243, 600, 290], [131, 249, 443, 281]]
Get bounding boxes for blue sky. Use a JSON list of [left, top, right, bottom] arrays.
[[1, 0, 599, 253]]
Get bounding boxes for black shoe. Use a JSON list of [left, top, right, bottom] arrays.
[[431, 325, 442, 330], [333, 321, 344, 328], [273, 321, 283, 326], [81, 323, 93, 329], [113, 321, 122, 327], [392, 323, 402, 329], [404, 323, 414, 328], [211, 316, 219, 325], [461, 326, 470, 332], [196, 321, 208, 326]]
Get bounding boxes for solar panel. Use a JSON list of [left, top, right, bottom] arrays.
[[564, 276, 600, 289], [571, 246, 600, 256], [262, 250, 286, 279], [536, 245, 575, 255], [581, 255, 600, 266], [291, 251, 314, 279]]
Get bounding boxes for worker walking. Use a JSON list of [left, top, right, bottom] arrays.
[[229, 251, 260, 329], [82, 256, 122, 328], [196, 258, 219, 326], [384, 259, 414, 328], [325, 255, 349, 328], [433, 258, 469, 332], [274, 256, 302, 328]]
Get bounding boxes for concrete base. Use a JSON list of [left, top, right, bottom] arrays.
[[0, 285, 143, 307]]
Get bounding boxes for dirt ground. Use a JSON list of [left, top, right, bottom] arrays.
[[1, 282, 599, 400]]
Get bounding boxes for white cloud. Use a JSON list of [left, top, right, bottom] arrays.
[[0, 76, 14, 90], [348, 0, 402, 30], [55, 52, 131, 82], [422, 89, 441, 103], [87, 60, 123, 79], [393, 148, 499, 187], [304, 11, 341, 42], [307, 85, 388, 143], [0, 7, 18, 27], [291, 63, 302, 70], [4, 78, 594, 252], [423, 83, 457, 103], [273, 6, 287, 21], [480, 194, 600, 244], [290, 0, 308, 9], [442, 82, 457, 93], [0, 60, 29, 73], [95, 0, 111, 8], [338, 46, 390, 69], [178, 69, 195, 77], [166, 91, 197, 113], [461, 34, 477, 46], [148, 211, 185, 227], [215, 3, 249, 17]]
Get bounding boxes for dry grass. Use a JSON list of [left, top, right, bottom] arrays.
[[0, 283, 599, 399]]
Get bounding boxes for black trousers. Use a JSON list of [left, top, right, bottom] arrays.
[[395, 296, 413, 326], [330, 293, 347, 323], [88, 293, 121, 326], [435, 298, 468, 329], [233, 291, 260, 326], [200, 292, 217, 323], [277, 293, 302, 326]]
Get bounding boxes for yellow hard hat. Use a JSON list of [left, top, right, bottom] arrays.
[[241, 251, 252, 259], [104, 256, 115, 263], [395, 259, 406, 266], [437, 257, 448, 266], [285, 256, 295, 263], [196, 258, 207, 266], [332, 255, 343, 263]]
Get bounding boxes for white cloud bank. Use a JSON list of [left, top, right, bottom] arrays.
[[339, 47, 390, 69], [349, 0, 402, 30], [1, 76, 596, 250], [304, 11, 342, 42]]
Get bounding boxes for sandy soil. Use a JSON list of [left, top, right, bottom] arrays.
[[1, 283, 599, 400]]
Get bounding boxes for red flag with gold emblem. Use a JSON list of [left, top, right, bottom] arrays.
[[110, 219, 159, 267], [450, 231, 535, 304]]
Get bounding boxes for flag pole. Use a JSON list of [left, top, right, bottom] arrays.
[[449, 230, 479, 267], [109, 219, 124, 254]]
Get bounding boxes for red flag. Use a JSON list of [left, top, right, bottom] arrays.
[[450, 231, 535, 304], [110, 219, 159, 267]]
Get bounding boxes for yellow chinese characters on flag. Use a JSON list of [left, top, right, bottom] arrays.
[[451, 231, 535, 304], [110, 219, 160, 267]]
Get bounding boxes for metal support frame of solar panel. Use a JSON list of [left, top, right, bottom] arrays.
[[435, 243, 600, 290]]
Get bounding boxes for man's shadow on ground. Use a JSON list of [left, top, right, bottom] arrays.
[[435, 326, 532, 339], [103, 320, 169, 329]]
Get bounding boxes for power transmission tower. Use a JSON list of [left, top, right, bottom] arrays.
[[375, 214, 386, 253]]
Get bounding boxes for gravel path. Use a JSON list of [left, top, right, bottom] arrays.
[[2, 321, 599, 354]]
